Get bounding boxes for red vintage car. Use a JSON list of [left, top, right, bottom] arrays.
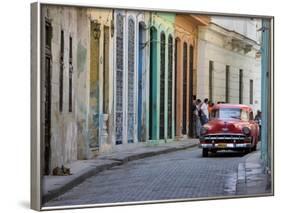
[[199, 104, 259, 157]]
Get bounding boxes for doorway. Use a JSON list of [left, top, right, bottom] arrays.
[[138, 23, 145, 141], [182, 42, 188, 135], [90, 21, 100, 149], [44, 20, 52, 175], [149, 27, 158, 140], [159, 32, 165, 140]]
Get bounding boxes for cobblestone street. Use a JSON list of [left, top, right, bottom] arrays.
[[45, 147, 253, 207]]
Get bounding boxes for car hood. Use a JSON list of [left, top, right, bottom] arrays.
[[204, 119, 248, 134]]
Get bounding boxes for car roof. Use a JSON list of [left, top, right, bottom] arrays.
[[212, 104, 252, 111]]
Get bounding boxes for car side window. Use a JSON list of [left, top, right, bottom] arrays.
[[241, 110, 249, 121]]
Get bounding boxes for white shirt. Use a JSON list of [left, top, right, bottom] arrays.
[[201, 103, 209, 119]]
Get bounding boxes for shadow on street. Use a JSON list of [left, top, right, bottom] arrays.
[[206, 151, 248, 158]]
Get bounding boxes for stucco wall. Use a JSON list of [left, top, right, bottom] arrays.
[[41, 6, 115, 172], [41, 6, 79, 171], [112, 10, 150, 147], [197, 22, 261, 113], [149, 12, 175, 142]]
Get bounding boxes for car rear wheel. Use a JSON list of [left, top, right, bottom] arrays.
[[202, 148, 208, 157]]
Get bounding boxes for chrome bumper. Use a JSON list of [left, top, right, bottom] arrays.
[[199, 143, 251, 149]]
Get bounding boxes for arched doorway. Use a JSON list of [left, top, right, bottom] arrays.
[[115, 13, 124, 145], [138, 22, 145, 141], [127, 18, 135, 143], [182, 42, 188, 135], [167, 35, 173, 139], [149, 27, 158, 140], [159, 32, 166, 140]]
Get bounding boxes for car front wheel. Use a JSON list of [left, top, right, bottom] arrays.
[[202, 148, 208, 157]]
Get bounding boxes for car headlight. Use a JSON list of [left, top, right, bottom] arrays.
[[242, 127, 251, 136], [200, 127, 208, 135]]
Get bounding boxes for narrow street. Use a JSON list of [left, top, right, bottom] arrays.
[[45, 146, 253, 207]]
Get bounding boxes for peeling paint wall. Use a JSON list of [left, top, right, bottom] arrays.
[[41, 6, 80, 172], [41, 6, 115, 172], [113, 10, 150, 147], [87, 8, 114, 154]]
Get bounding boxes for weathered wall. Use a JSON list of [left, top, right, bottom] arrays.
[[41, 6, 80, 171], [113, 10, 150, 147], [86, 8, 114, 154], [41, 6, 115, 172]]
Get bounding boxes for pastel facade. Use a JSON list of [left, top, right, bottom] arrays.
[[174, 15, 209, 138], [41, 5, 262, 175], [197, 17, 261, 113], [149, 12, 176, 142], [113, 10, 150, 146]]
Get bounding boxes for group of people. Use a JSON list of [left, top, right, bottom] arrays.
[[191, 96, 262, 139], [192, 97, 212, 138]]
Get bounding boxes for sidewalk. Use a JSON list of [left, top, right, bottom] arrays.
[[236, 150, 272, 196], [42, 139, 198, 203]]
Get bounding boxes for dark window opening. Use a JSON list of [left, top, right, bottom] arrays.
[[69, 36, 73, 112], [225, 65, 230, 103], [59, 30, 64, 112], [239, 69, 243, 104], [209, 61, 214, 102], [45, 20, 52, 50], [250, 79, 253, 104]]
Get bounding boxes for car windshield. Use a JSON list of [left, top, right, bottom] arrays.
[[210, 108, 249, 121]]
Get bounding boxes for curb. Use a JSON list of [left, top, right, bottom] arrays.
[[235, 150, 272, 196], [42, 142, 197, 204], [236, 162, 246, 195], [42, 160, 122, 204]]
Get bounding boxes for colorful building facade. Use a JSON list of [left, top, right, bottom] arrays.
[[113, 10, 150, 146], [41, 5, 263, 175], [174, 15, 209, 138], [148, 12, 175, 143]]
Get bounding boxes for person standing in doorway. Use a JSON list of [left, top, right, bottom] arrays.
[[195, 99, 202, 137], [208, 101, 214, 119], [191, 95, 197, 138], [200, 98, 209, 125]]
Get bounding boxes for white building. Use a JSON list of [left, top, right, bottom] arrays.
[[197, 16, 262, 113]]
